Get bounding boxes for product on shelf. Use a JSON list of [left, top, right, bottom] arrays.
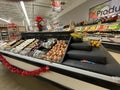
[[41, 38, 57, 49], [29, 39, 57, 58], [108, 23, 120, 30], [89, 25, 97, 32], [42, 40, 67, 62], [12, 39, 35, 53], [76, 26, 85, 32], [19, 39, 39, 55], [0, 40, 17, 50], [97, 24, 108, 31], [33, 50, 46, 59], [90, 40, 101, 47], [10, 40, 24, 52], [70, 32, 83, 39], [83, 26, 91, 32]]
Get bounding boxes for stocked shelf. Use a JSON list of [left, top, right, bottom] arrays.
[[76, 22, 120, 33], [0, 32, 120, 85], [0, 24, 20, 41]]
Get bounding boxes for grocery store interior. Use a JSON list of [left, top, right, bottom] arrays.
[[0, 0, 120, 90]]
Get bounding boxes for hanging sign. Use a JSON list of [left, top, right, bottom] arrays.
[[89, 0, 120, 20], [51, 0, 61, 12]]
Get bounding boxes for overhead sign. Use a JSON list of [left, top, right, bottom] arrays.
[[51, 0, 61, 12], [89, 0, 120, 20]]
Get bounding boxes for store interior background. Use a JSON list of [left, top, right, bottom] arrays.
[[59, 0, 107, 25], [0, 0, 108, 31], [0, 0, 120, 90]]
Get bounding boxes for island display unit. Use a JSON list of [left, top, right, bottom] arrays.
[[0, 31, 120, 89]]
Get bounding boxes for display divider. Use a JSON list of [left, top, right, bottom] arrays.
[[60, 37, 72, 63]]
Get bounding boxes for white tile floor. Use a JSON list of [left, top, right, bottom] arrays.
[[0, 65, 61, 90], [108, 51, 120, 64]]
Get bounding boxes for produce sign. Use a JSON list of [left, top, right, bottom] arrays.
[[0, 54, 49, 76], [89, 0, 120, 20]]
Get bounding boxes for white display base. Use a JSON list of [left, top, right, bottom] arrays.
[[3, 55, 107, 90], [0, 50, 120, 85]]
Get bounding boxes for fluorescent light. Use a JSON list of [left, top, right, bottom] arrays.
[[0, 18, 11, 23], [20, 1, 30, 26]]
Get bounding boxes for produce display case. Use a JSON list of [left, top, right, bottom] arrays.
[[76, 22, 120, 33], [61, 37, 120, 76], [0, 31, 120, 89]]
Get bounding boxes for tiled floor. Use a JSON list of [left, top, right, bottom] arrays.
[[0, 65, 61, 90], [108, 49, 120, 64]]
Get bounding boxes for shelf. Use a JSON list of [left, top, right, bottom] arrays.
[[75, 22, 120, 33], [1, 35, 9, 37], [3, 55, 108, 90], [0, 50, 120, 84], [102, 42, 120, 46]]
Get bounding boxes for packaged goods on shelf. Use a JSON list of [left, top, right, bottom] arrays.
[[11, 39, 35, 53], [42, 40, 67, 62]]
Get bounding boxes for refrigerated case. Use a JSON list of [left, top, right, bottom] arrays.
[[0, 31, 120, 89]]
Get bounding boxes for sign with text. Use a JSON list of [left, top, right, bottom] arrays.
[[89, 0, 120, 20]]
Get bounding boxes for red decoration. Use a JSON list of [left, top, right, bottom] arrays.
[[0, 54, 49, 76], [35, 16, 43, 22], [35, 16, 44, 30]]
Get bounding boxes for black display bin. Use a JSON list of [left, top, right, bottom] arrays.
[[20, 32, 120, 77], [62, 38, 120, 77]]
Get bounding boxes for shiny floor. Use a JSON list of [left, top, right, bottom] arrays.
[[0, 49, 120, 90], [0, 64, 61, 90]]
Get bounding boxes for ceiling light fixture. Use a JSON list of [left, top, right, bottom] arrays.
[[0, 18, 11, 23], [20, 1, 30, 26]]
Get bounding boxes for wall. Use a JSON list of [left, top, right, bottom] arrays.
[[59, 0, 108, 25]]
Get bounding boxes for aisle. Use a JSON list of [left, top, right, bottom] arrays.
[[108, 49, 120, 64], [0, 65, 61, 90]]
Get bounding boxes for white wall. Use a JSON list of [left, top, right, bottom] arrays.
[[59, 0, 108, 25]]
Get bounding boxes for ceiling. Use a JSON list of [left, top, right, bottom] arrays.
[[0, 0, 87, 26]]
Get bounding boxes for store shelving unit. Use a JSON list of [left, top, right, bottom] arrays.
[[75, 22, 120, 50], [0, 24, 9, 41], [0, 24, 20, 41], [0, 32, 120, 90]]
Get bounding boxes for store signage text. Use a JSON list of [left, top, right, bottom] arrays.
[[97, 5, 120, 16]]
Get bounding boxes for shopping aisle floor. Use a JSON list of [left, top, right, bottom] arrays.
[[0, 64, 61, 90]]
